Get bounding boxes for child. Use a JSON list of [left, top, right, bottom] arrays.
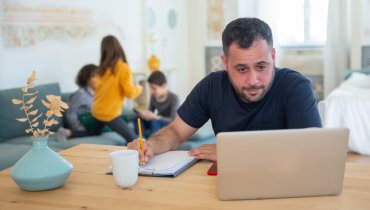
[[56, 64, 97, 141], [136, 70, 179, 138], [91, 35, 142, 142]]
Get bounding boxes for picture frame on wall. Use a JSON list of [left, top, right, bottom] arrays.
[[205, 46, 224, 74], [362, 46, 370, 69]]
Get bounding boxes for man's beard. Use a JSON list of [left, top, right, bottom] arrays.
[[227, 72, 273, 103], [237, 84, 267, 103]]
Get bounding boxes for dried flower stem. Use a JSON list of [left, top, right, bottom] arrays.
[[21, 92, 36, 136]]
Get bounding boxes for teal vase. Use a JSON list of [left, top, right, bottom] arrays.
[[9, 137, 73, 191]]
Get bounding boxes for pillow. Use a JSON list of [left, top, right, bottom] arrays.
[[0, 83, 63, 142], [342, 72, 370, 89]]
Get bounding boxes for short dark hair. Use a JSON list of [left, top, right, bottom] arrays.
[[222, 18, 273, 56], [76, 64, 98, 87], [147, 70, 167, 86]]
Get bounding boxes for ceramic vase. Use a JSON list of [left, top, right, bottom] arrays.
[[9, 137, 73, 191]]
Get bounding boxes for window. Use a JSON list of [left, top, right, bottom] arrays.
[[277, 0, 329, 47]]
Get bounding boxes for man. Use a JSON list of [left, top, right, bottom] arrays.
[[128, 17, 321, 163], [135, 70, 179, 138]]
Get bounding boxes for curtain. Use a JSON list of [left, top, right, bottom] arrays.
[[323, 0, 351, 97]]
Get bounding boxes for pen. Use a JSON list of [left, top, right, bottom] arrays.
[[137, 118, 145, 165]]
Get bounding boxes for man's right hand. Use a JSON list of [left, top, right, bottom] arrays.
[[127, 140, 154, 165]]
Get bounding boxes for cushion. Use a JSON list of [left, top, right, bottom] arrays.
[[0, 83, 63, 142], [342, 72, 370, 89], [0, 143, 32, 171]]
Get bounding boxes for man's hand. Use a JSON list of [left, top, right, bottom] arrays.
[[127, 139, 154, 165], [188, 144, 216, 161]]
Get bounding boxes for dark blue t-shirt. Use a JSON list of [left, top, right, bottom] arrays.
[[178, 68, 322, 134]]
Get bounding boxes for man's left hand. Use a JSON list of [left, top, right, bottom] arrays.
[[188, 144, 216, 161]]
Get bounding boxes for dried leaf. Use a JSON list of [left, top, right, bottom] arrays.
[[42, 99, 50, 108], [28, 109, 38, 115], [25, 91, 39, 96], [31, 122, 39, 128], [48, 131, 54, 135], [20, 105, 25, 110], [26, 96, 37, 104], [22, 87, 28, 93], [43, 119, 53, 127], [45, 110, 53, 118], [31, 113, 42, 123], [33, 131, 39, 138], [60, 101, 69, 109], [25, 128, 32, 134], [27, 71, 37, 88], [52, 120, 59, 125], [12, 99, 22, 105], [46, 95, 60, 102], [54, 111, 63, 117], [16, 118, 28, 122]]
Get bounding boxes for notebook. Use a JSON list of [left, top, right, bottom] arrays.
[[139, 151, 197, 177], [217, 128, 349, 200], [108, 151, 197, 177]]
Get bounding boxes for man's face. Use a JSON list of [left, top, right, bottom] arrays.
[[149, 83, 167, 99], [221, 39, 276, 103]]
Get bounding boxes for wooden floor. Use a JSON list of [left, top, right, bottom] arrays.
[[347, 152, 370, 163]]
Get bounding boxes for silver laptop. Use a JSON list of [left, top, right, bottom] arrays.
[[216, 128, 349, 200]]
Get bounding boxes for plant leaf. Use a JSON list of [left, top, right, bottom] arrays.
[[27, 71, 37, 88], [16, 118, 28, 122], [28, 109, 38, 115], [46, 95, 59, 102], [54, 111, 63, 117], [33, 131, 39, 138], [42, 99, 50, 108], [12, 99, 22, 105], [60, 101, 69, 109], [32, 122, 39, 128], [24, 91, 39, 96], [43, 120, 53, 127], [31, 113, 42, 123], [25, 128, 32, 134], [52, 119, 59, 125], [26, 96, 37, 104]]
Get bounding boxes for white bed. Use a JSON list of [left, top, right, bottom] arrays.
[[319, 71, 370, 155]]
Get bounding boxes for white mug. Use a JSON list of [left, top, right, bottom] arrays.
[[110, 150, 139, 188]]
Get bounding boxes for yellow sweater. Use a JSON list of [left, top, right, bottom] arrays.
[[92, 59, 142, 121]]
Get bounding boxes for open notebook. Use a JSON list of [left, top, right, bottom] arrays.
[[108, 151, 197, 177]]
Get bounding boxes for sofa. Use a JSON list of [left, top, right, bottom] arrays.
[[0, 83, 215, 171]]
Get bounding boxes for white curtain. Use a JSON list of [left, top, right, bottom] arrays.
[[323, 0, 351, 97]]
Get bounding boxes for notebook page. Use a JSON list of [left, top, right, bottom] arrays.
[[139, 151, 195, 174]]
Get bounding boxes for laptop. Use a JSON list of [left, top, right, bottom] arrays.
[[216, 128, 349, 200]]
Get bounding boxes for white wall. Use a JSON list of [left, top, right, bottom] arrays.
[[0, 0, 145, 93]]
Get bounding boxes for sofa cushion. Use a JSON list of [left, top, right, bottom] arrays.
[[0, 83, 62, 142], [47, 132, 127, 150], [0, 143, 32, 171]]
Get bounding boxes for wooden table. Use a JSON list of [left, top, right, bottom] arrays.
[[1, 144, 370, 210]]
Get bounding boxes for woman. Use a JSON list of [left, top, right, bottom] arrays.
[[91, 35, 142, 142]]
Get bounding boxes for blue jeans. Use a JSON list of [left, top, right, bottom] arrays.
[[134, 119, 168, 138]]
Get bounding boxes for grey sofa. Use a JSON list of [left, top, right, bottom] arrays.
[[0, 83, 215, 171]]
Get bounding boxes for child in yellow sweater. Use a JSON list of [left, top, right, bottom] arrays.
[[91, 35, 142, 142]]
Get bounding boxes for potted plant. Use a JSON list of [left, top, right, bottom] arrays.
[[9, 71, 73, 191]]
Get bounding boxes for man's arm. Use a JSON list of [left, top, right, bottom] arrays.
[[127, 116, 197, 164]]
